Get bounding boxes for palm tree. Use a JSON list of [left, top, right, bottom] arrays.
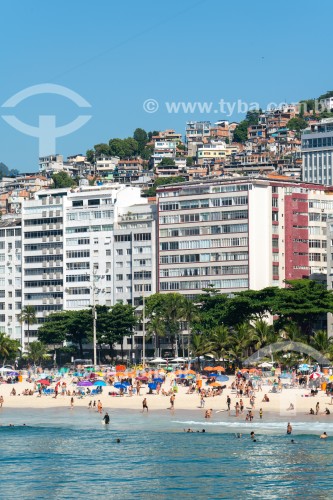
[[26, 341, 48, 366], [20, 306, 37, 346], [228, 322, 254, 366], [251, 319, 277, 350], [0, 332, 20, 365], [279, 322, 306, 343], [191, 333, 212, 369], [210, 325, 231, 365], [146, 316, 166, 357], [310, 330, 333, 359]]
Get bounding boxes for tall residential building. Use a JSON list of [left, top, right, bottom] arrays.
[[157, 177, 333, 298], [302, 118, 333, 185], [18, 184, 156, 353], [0, 219, 22, 343]]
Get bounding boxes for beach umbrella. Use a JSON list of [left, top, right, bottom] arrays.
[[114, 382, 127, 389], [185, 369, 196, 375], [148, 382, 157, 390], [136, 376, 148, 381], [77, 380, 93, 387], [94, 380, 107, 386], [153, 377, 164, 383], [116, 365, 126, 372], [37, 379, 50, 386], [213, 366, 225, 372], [176, 374, 186, 379], [216, 375, 229, 382], [210, 381, 223, 387], [203, 366, 214, 371], [310, 372, 322, 380], [150, 357, 167, 364], [7, 371, 19, 376], [280, 373, 292, 379], [259, 362, 273, 368]]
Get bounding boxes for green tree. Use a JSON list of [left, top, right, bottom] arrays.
[[228, 322, 254, 365], [133, 128, 148, 155], [287, 117, 308, 134], [38, 310, 92, 357], [51, 171, 75, 189], [310, 330, 333, 358], [94, 143, 110, 157], [0, 332, 20, 364], [186, 157, 194, 166], [251, 319, 277, 350], [272, 279, 333, 338], [99, 303, 137, 359], [190, 333, 212, 368], [158, 157, 176, 166], [109, 138, 138, 158], [232, 120, 249, 143], [209, 325, 231, 363], [26, 341, 48, 366], [20, 306, 36, 346], [146, 316, 166, 355]]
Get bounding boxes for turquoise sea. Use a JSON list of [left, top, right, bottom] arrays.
[[1, 408, 333, 499]]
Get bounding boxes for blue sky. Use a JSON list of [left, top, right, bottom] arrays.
[[1, 0, 333, 172]]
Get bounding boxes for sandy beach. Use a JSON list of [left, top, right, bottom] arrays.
[[1, 376, 332, 419]]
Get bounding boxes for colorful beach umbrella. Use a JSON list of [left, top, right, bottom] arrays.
[[94, 380, 107, 386], [37, 379, 50, 386], [77, 380, 93, 387]]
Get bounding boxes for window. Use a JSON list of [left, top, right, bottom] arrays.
[[115, 235, 131, 242], [66, 262, 90, 270], [126, 249, 131, 255], [106, 249, 111, 256], [116, 262, 123, 268], [72, 200, 83, 207], [134, 233, 151, 241], [116, 287, 123, 293], [116, 274, 123, 280], [133, 271, 151, 280], [66, 250, 90, 259], [116, 249, 123, 255], [88, 199, 100, 206]]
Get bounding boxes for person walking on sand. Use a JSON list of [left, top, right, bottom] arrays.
[[70, 397, 74, 408], [142, 398, 148, 412], [0, 395, 3, 408], [227, 396, 231, 411], [316, 402, 320, 415]]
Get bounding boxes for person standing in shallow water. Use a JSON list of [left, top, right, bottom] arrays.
[[287, 422, 292, 435], [142, 398, 148, 412]]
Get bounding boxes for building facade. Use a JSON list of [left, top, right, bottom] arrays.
[[302, 118, 333, 185], [157, 178, 333, 298]]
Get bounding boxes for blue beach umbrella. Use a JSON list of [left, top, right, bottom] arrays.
[[153, 378, 164, 383], [148, 382, 157, 390], [94, 380, 106, 386], [216, 375, 229, 382]]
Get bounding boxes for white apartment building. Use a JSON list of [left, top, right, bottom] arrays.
[[0, 219, 22, 343], [150, 141, 177, 168], [18, 184, 157, 356], [302, 118, 333, 185], [157, 177, 333, 298]]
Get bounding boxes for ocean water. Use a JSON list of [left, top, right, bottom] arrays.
[[1, 408, 333, 499]]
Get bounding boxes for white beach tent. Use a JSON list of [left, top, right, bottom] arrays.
[[149, 357, 167, 364]]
